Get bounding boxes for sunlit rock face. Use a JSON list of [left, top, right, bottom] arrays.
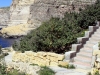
[[8, 0, 35, 26], [0, 8, 10, 27]]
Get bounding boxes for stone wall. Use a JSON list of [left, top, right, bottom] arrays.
[[12, 51, 68, 66]]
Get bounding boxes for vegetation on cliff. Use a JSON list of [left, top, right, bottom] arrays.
[[13, 1, 100, 53]]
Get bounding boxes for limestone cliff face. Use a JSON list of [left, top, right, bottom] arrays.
[[9, 0, 34, 26], [0, 8, 10, 27], [9, 0, 97, 27], [29, 0, 96, 27]]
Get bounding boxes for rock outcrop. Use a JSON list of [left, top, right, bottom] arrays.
[[0, 0, 97, 37], [0, 24, 33, 38], [0, 7, 10, 28]]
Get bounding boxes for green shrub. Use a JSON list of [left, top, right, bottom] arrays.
[[13, 17, 84, 53], [7, 69, 26, 75], [30, 63, 38, 66], [38, 66, 55, 75]]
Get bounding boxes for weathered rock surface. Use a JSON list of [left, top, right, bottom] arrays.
[[0, 7, 10, 28], [0, 24, 33, 38], [30, 0, 96, 25], [12, 0, 97, 26]]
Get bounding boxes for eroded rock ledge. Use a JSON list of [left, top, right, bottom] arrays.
[[0, 24, 33, 38]]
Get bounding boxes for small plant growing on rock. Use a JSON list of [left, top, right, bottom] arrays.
[[30, 63, 38, 66], [87, 72, 92, 75], [58, 64, 75, 69], [0, 45, 2, 54], [38, 66, 55, 75], [94, 71, 100, 75]]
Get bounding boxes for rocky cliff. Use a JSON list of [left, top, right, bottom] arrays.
[[8, 0, 97, 27], [30, 0, 96, 26], [0, 7, 10, 28], [0, 0, 97, 37]]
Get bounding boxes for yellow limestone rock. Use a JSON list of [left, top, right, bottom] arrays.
[[45, 59, 50, 66], [50, 62, 58, 66], [97, 55, 100, 58], [91, 68, 98, 75], [0, 24, 32, 36], [37, 52, 47, 56], [19, 53, 26, 62], [97, 62, 100, 68], [25, 51, 34, 56], [93, 50, 100, 56], [58, 61, 68, 66], [49, 56, 58, 62], [58, 55, 64, 60], [94, 62, 98, 67], [97, 58, 100, 62], [38, 60, 47, 66], [47, 52, 58, 57], [47, 55, 50, 60]]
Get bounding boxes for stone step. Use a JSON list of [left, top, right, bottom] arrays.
[[77, 52, 92, 58], [92, 34, 100, 37], [83, 43, 94, 48], [74, 56, 92, 63], [84, 43, 95, 47], [96, 28, 100, 32], [94, 31, 100, 34], [91, 35, 100, 39], [80, 48, 93, 53], [89, 38, 100, 42], [90, 36, 100, 40], [73, 61, 91, 69], [86, 41, 98, 45], [72, 25, 100, 69]]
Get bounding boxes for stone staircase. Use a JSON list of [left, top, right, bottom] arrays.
[[73, 23, 100, 69], [64, 21, 100, 69]]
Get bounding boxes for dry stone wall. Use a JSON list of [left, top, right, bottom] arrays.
[[12, 51, 68, 66]]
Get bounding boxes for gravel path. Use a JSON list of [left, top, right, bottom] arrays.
[[50, 66, 89, 75]]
